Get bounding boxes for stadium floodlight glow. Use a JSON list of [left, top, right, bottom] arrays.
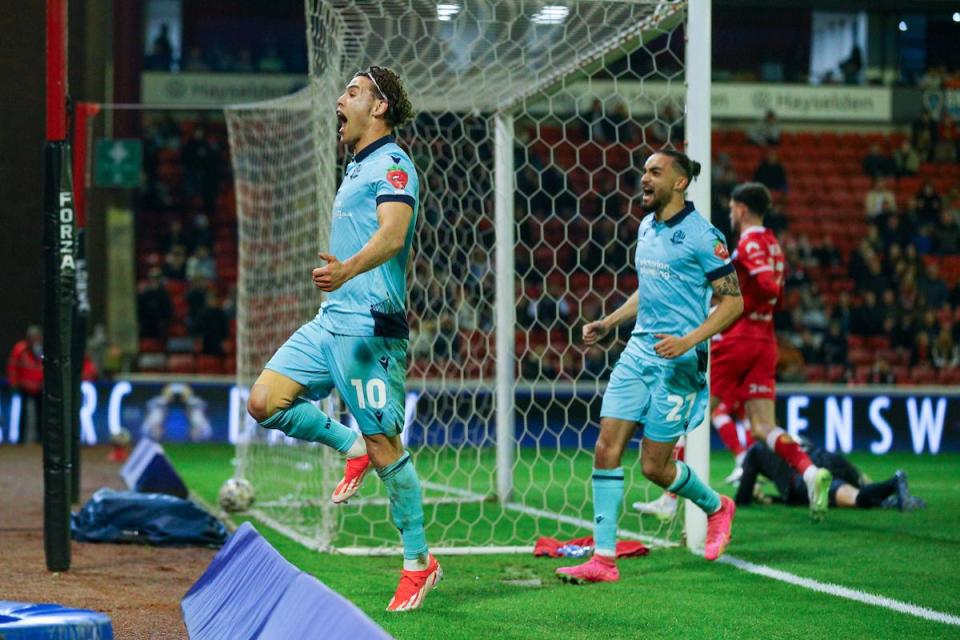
[[953, 11, 960, 22], [898, 20, 907, 32], [437, 3, 460, 21], [532, 5, 570, 25]]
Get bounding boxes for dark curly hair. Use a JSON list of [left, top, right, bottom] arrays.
[[356, 65, 415, 129], [731, 181, 772, 218]]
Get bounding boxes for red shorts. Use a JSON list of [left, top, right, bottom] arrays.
[[710, 336, 777, 407]]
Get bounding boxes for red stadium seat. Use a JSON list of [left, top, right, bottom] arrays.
[[167, 353, 196, 374]]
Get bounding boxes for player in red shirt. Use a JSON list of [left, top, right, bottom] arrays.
[[711, 183, 832, 521]]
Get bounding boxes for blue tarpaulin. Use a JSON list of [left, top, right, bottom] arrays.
[[0, 601, 112, 639], [71, 488, 227, 546], [182, 522, 392, 640]]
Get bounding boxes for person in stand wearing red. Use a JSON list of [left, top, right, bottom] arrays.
[[711, 183, 833, 521], [6, 325, 43, 444]]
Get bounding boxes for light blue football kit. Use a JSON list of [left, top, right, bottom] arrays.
[[265, 135, 418, 438], [592, 201, 732, 556], [261, 134, 427, 561], [600, 201, 733, 442]]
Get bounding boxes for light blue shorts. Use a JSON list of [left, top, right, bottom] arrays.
[[600, 346, 709, 442], [265, 319, 408, 437]]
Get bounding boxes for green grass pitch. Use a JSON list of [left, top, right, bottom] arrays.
[[166, 444, 960, 639]]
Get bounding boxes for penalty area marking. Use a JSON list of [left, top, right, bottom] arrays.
[[719, 555, 960, 627]]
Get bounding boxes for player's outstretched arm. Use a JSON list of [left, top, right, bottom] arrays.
[[582, 290, 639, 346], [654, 271, 743, 358], [312, 201, 414, 292]]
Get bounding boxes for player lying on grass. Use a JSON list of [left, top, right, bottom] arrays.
[[734, 441, 926, 511], [246, 66, 441, 611], [556, 151, 743, 586]]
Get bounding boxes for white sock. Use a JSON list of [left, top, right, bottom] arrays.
[[346, 436, 366, 459], [765, 426, 786, 451], [404, 556, 430, 571], [594, 549, 616, 559], [802, 465, 818, 489], [734, 450, 746, 467]]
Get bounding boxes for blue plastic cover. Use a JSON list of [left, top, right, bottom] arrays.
[[0, 601, 112, 640], [182, 522, 392, 640], [71, 488, 227, 546]]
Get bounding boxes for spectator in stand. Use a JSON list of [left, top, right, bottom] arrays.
[[881, 213, 913, 251], [919, 262, 949, 309], [911, 110, 939, 154], [183, 46, 210, 72], [822, 320, 848, 366], [911, 332, 933, 368], [753, 148, 788, 192], [797, 329, 822, 365], [932, 325, 960, 370], [189, 213, 214, 250], [749, 109, 781, 146], [185, 275, 209, 332], [891, 313, 916, 352], [893, 139, 920, 177], [831, 291, 854, 334], [934, 114, 958, 163], [145, 23, 174, 71], [6, 325, 43, 443], [181, 127, 221, 215], [161, 219, 189, 253], [162, 245, 188, 281], [851, 291, 884, 336], [138, 268, 172, 339], [813, 236, 842, 268], [764, 197, 789, 236], [862, 143, 895, 178], [917, 310, 940, 345], [934, 211, 960, 255], [863, 177, 896, 221], [186, 245, 217, 282], [432, 312, 462, 360], [867, 359, 896, 384], [916, 181, 943, 227], [194, 290, 229, 356], [521, 344, 546, 379]]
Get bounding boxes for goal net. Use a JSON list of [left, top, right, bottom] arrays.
[[228, 0, 693, 553]]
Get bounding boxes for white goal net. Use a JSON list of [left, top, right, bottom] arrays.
[[228, 0, 694, 554]]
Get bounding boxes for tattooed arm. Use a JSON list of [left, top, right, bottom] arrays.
[[654, 271, 743, 359]]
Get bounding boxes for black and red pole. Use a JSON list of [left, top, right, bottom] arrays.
[[43, 0, 75, 572]]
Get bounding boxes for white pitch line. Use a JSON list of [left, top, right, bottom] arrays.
[[719, 555, 960, 627], [422, 480, 678, 549]]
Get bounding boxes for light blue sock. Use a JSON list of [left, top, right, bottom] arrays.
[[592, 467, 624, 556], [667, 460, 721, 514], [259, 397, 358, 454], [377, 453, 428, 561]]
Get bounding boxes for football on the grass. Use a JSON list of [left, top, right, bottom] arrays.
[[218, 477, 255, 512]]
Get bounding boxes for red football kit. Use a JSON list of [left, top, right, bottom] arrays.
[[710, 225, 784, 408]]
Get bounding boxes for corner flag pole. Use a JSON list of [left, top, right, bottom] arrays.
[[685, 0, 712, 554], [44, 0, 75, 572]]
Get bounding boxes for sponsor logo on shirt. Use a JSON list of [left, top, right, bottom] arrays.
[[349, 163, 362, 179], [638, 258, 672, 280], [713, 238, 729, 260], [670, 230, 686, 245], [386, 164, 409, 190]]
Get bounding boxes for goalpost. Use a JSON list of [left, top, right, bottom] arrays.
[[228, 0, 711, 555]]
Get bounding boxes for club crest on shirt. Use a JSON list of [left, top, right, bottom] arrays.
[[386, 164, 408, 189], [349, 163, 362, 179], [670, 230, 686, 245], [713, 238, 729, 260]]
